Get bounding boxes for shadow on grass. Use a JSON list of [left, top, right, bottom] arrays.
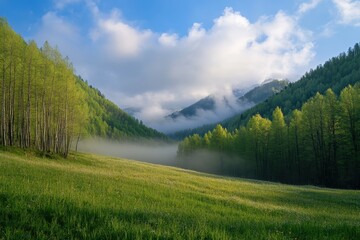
[[0, 192, 359, 240]]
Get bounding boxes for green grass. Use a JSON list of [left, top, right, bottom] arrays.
[[0, 149, 359, 239]]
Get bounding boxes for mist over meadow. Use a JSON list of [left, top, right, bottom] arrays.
[[77, 139, 179, 166], [76, 139, 254, 178]]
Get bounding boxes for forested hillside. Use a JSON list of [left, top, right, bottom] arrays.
[[223, 43, 360, 131], [178, 84, 360, 188], [0, 18, 166, 157], [76, 78, 167, 141]]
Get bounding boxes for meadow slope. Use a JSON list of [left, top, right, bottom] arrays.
[[0, 149, 359, 239]]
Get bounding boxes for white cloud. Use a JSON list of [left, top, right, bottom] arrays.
[[298, 0, 323, 16], [187, 23, 206, 42], [159, 33, 178, 47], [333, 0, 360, 26], [35, 4, 315, 133], [90, 9, 152, 57]]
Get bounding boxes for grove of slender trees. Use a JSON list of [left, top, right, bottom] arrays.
[[178, 85, 360, 189], [0, 18, 86, 157]]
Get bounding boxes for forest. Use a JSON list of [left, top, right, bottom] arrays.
[[0, 18, 86, 156], [178, 84, 360, 189], [0, 18, 166, 157]]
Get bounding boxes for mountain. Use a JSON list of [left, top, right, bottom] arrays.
[[172, 42, 360, 140], [171, 43, 360, 139], [238, 79, 289, 104], [223, 42, 360, 131], [168, 79, 288, 121], [76, 78, 168, 141], [168, 95, 216, 119], [167, 79, 288, 139]]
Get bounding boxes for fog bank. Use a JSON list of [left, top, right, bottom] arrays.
[[76, 139, 179, 166], [76, 139, 256, 179]]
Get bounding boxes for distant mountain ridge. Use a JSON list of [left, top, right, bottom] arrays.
[[168, 95, 216, 119], [238, 79, 288, 104], [167, 79, 288, 121]]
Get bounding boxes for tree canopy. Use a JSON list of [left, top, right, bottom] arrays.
[[178, 84, 360, 189]]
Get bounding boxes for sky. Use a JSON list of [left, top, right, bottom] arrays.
[[1, 0, 360, 132]]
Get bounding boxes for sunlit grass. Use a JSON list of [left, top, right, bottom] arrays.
[[0, 149, 359, 239]]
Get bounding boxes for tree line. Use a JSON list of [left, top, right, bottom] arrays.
[[0, 18, 86, 157], [178, 84, 360, 189]]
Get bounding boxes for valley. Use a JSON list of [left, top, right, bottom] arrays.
[[1, 1, 360, 238]]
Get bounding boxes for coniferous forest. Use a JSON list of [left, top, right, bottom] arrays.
[[178, 44, 360, 189]]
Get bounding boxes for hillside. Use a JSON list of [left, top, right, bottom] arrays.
[[76, 78, 167, 141], [0, 149, 359, 239], [0, 18, 167, 157], [223, 43, 360, 131]]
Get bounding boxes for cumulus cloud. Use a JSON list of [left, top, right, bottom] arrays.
[[90, 9, 152, 57], [333, 0, 360, 26], [159, 33, 178, 47], [35, 2, 315, 133]]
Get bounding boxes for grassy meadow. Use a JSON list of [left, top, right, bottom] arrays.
[[0, 148, 359, 239]]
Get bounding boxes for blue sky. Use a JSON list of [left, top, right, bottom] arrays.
[[1, 0, 360, 131], [1, 0, 359, 63]]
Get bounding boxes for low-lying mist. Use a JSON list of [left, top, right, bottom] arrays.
[[76, 139, 179, 166], [77, 139, 256, 179], [178, 150, 256, 178]]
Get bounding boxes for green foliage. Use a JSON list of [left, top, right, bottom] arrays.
[[1, 150, 359, 239], [0, 19, 85, 156], [178, 84, 360, 188], [76, 78, 167, 141], [0, 18, 168, 156]]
